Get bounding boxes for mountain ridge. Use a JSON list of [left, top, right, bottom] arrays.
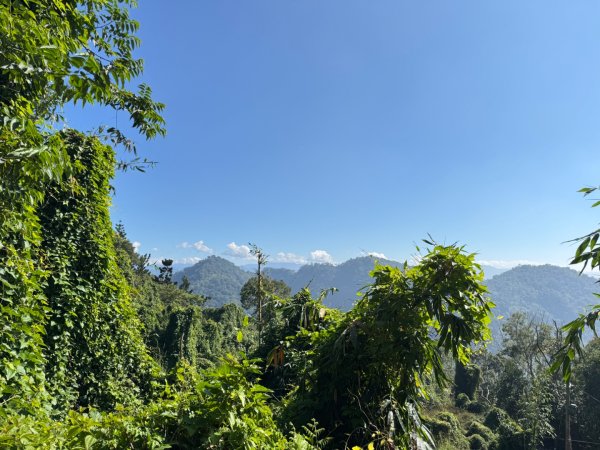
[[173, 256, 598, 334]]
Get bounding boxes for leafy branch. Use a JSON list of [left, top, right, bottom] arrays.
[[552, 186, 600, 382]]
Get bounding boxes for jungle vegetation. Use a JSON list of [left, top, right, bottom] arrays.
[[1, 1, 600, 449]]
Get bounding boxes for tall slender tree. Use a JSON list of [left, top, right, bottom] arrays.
[[155, 259, 175, 284], [249, 244, 268, 345]]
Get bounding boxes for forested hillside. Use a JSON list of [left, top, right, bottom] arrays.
[[2, 1, 600, 449], [265, 256, 402, 310], [172, 256, 252, 307], [179, 257, 597, 340], [486, 265, 598, 346], [487, 264, 597, 319]]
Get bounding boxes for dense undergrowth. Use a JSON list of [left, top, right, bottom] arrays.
[[2, 1, 600, 449]]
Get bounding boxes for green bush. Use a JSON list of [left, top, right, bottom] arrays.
[[437, 412, 461, 430], [424, 415, 452, 438], [497, 420, 525, 450], [483, 407, 509, 431], [0, 356, 319, 449], [469, 433, 487, 450], [455, 362, 481, 400], [456, 392, 470, 408], [430, 412, 470, 450], [466, 421, 496, 442], [466, 400, 489, 414]]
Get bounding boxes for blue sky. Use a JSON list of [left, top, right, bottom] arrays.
[[70, 1, 600, 268]]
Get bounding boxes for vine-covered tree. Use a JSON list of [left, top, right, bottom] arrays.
[[38, 130, 156, 411]]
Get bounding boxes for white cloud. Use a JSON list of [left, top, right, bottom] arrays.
[[226, 242, 253, 259], [178, 240, 213, 253], [478, 259, 544, 269], [175, 256, 202, 265], [273, 252, 308, 264], [310, 250, 333, 264], [367, 252, 387, 259], [223, 245, 334, 265], [192, 240, 212, 253], [132, 241, 141, 253]]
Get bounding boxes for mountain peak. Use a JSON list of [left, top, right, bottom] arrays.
[[172, 256, 252, 307]]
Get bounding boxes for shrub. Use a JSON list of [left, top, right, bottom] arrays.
[[455, 362, 481, 400], [466, 421, 496, 442], [436, 412, 461, 430], [429, 412, 469, 450], [483, 407, 509, 431], [469, 433, 487, 450], [424, 416, 452, 438], [456, 392, 470, 408], [497, 420, 525, 450], [466, 400, 489, 414], [0, 355, 316, 449]]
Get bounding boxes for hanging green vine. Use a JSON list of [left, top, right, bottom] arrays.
[[37, 130, 157, 413]]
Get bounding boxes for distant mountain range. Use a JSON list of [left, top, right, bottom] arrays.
[[264, 257, 404, 310], [264, 260, 511, 309], [173, 256, 599, 336]]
